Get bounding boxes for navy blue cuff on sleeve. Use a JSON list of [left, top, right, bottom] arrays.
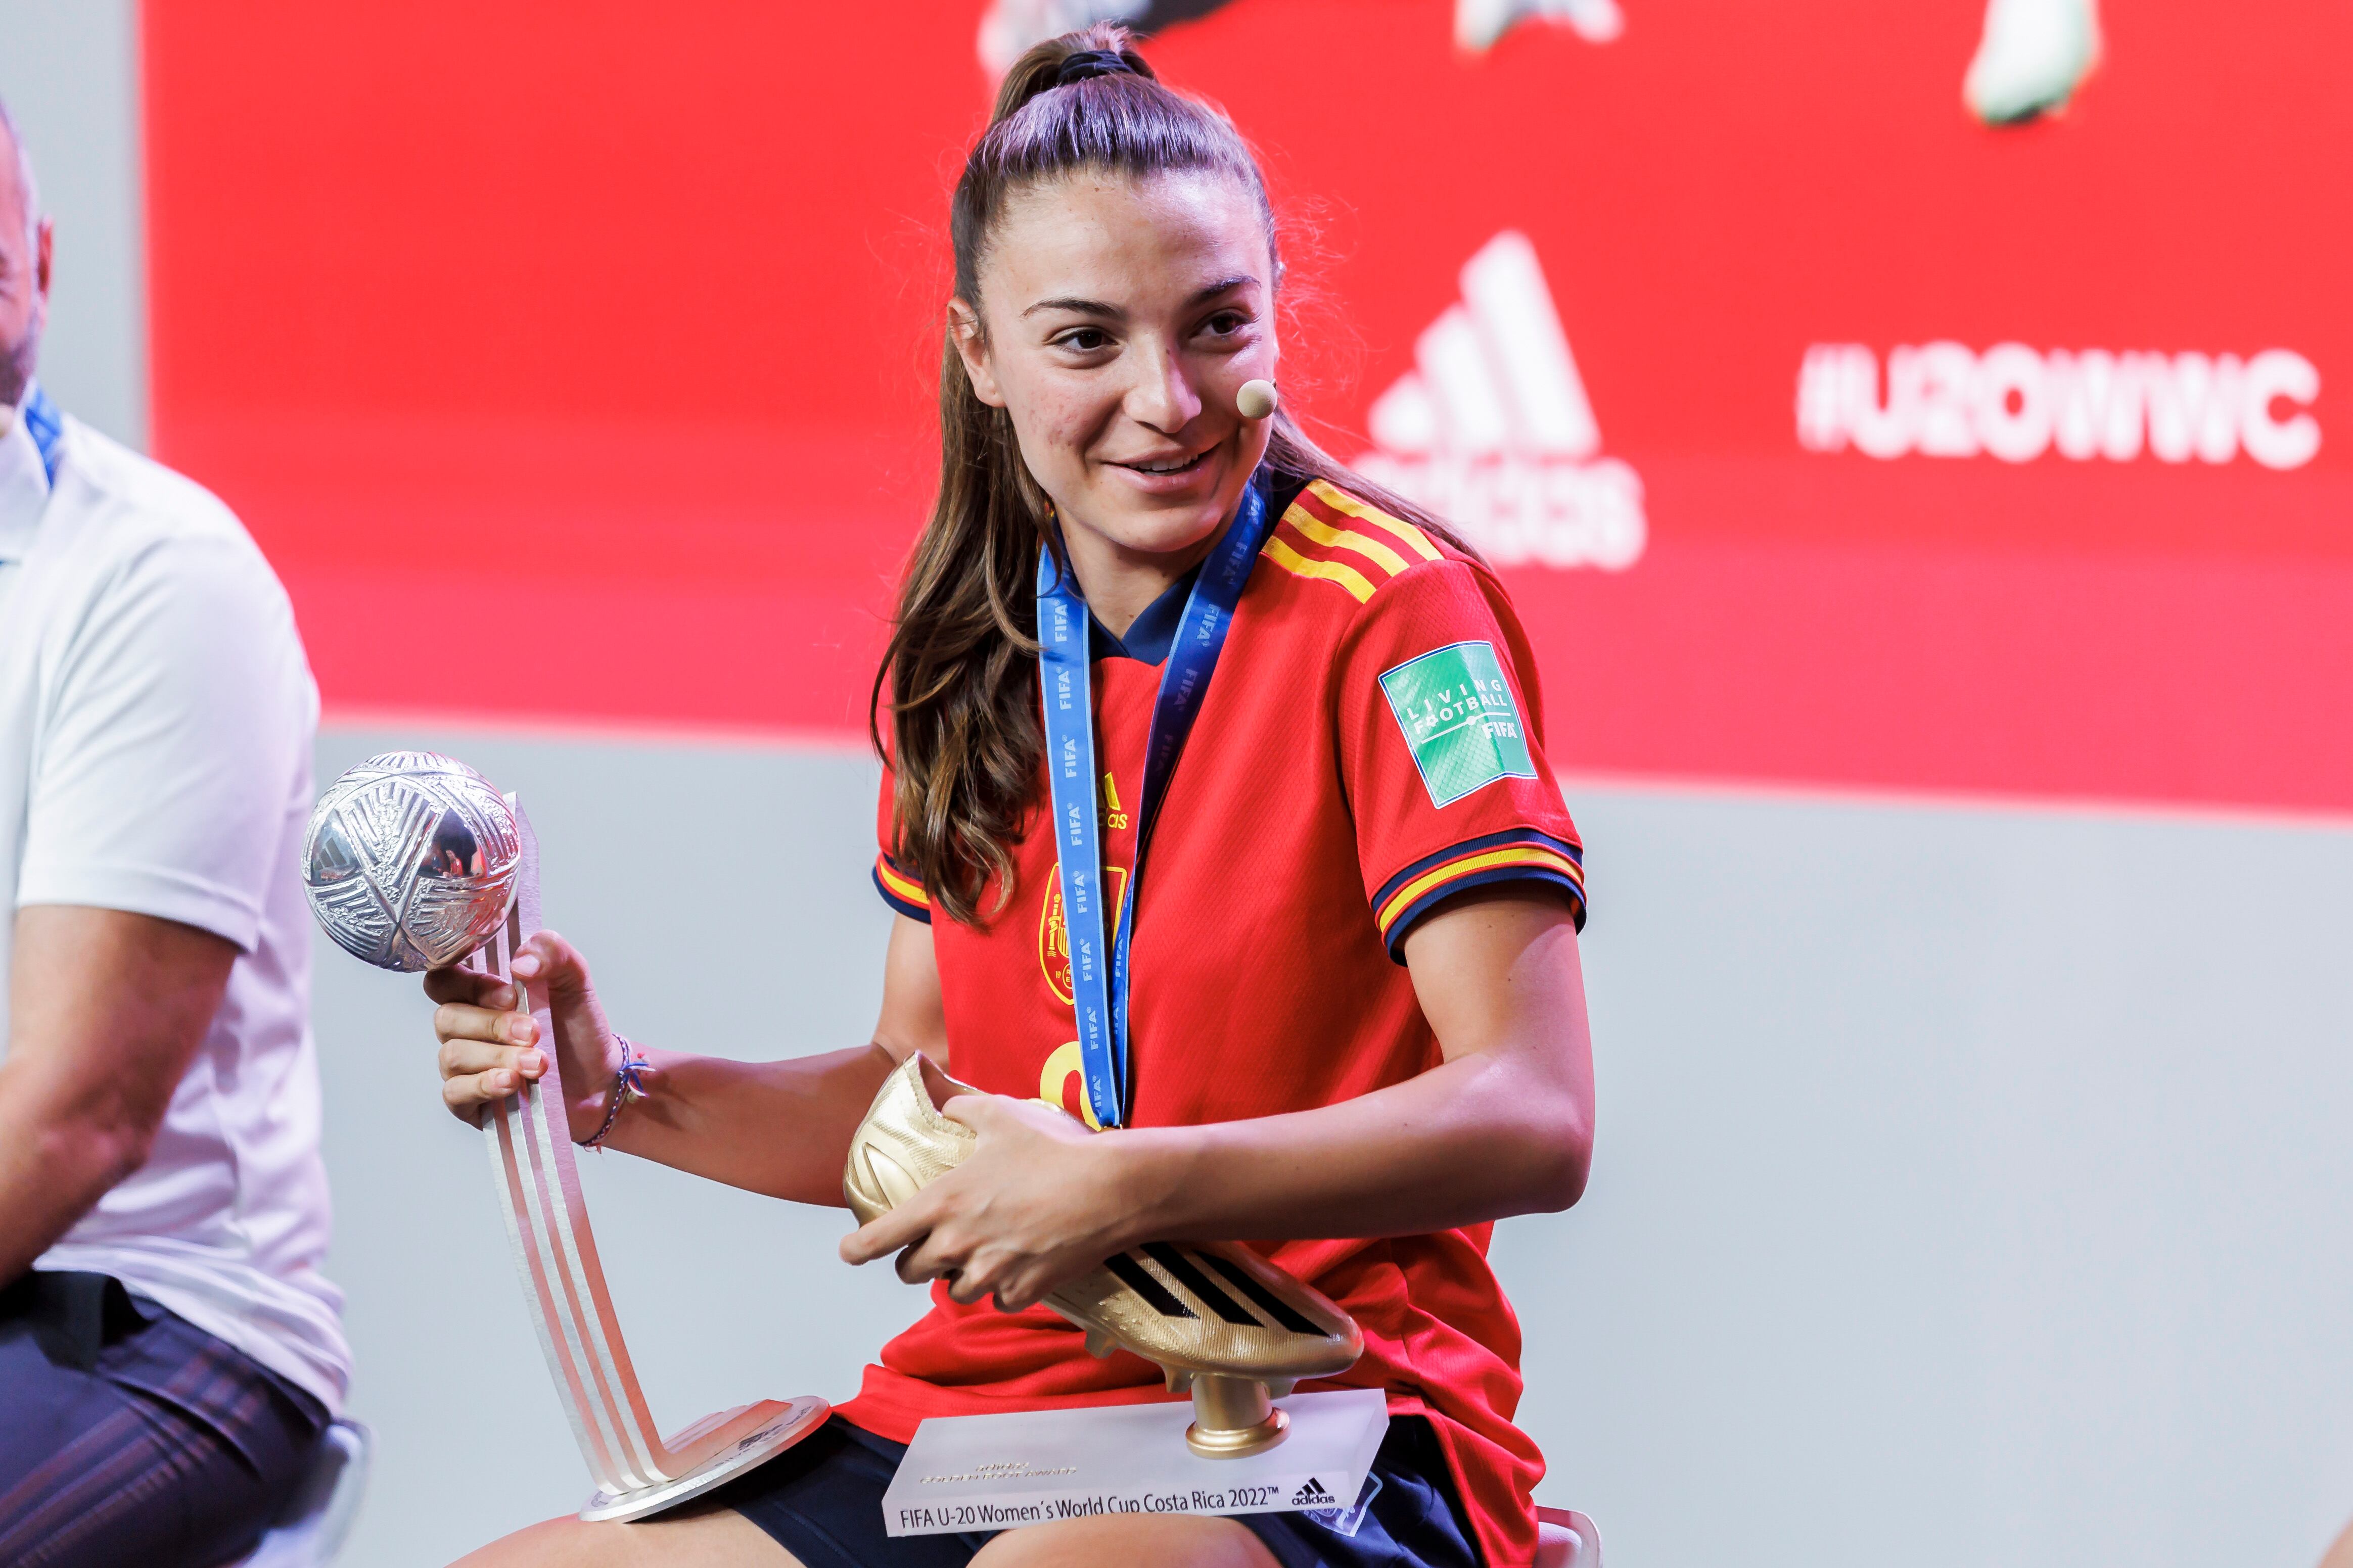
[[872, 854, 933, 923], [1373, 828, 1586, 963]]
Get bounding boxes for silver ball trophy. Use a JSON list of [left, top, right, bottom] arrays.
[[304, 753, 826, 1521], [306, 752, 522, 972]]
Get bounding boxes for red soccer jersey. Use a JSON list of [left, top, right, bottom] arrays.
[[853, 478, 1585, 1568]]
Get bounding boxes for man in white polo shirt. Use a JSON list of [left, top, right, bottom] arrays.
[[0, 99, 349, 1565]]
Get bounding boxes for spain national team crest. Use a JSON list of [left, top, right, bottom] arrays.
[[1040, 864, 1130, 1005]]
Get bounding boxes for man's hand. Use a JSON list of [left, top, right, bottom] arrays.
[[0, 906, 238, 1283]]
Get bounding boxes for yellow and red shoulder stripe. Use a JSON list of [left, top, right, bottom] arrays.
[[872, 852, 932, 923], [1262, 480, 1445, 604], [1372, 829, 1586, 961]]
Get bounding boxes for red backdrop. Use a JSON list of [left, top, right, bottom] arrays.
[[143, 0, 2353, 811]]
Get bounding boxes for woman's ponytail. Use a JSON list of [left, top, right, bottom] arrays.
[[988, 31, 1156, 126]]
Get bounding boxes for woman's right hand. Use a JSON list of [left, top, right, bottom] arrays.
[[425, 930, 621, 1143]]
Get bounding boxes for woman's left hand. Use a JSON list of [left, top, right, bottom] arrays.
[[838, 1092, 1142, 1312]]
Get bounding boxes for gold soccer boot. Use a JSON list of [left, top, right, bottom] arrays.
[[844, 1053, 1363, 1457]]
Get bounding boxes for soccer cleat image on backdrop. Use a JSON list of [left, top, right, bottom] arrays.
[[1964, 0, 2100, 125], [1455, 0, 1624, 52], [979, 0, 1147, 76], [977, 0, 1246, 76], [845, 1053, 1363, 1456], [977, 0, 1620, 78]]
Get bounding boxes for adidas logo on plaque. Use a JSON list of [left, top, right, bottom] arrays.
[[1358, 231, 1647, 572], [1291, 1478, 1335, 1507]]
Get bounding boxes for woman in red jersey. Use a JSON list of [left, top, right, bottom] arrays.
[[427, 26, 1594, 1568]]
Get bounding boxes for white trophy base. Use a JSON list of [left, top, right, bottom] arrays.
[[882, 1389, 1389, 1538], [578, 1396, 831, 1523]]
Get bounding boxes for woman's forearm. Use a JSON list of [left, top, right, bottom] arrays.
[[1110, 1044, 1590, 1247], [603, 1040, 897, 1205], [1110, 896, 1593, 1247]]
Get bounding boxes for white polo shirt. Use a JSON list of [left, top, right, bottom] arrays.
[[0, 383, 348, 1412]]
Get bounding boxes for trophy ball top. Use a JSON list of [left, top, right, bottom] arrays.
[[303, 751, 523, 973], [1236, 379, 1278, 421]]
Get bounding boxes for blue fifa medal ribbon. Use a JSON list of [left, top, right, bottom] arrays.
[[1036, 477, 1273, 1128]]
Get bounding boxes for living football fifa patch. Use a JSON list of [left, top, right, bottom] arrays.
[[1379, 641, 1537, 807]]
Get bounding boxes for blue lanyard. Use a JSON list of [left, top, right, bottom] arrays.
[[1036, 478, 1272, 1128], [22, 385, 62, 486]]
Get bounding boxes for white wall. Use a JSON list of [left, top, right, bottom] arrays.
[[311, 727, 2353, 1568], [1500, 786, 2353, 1568], [0, 0, 145, 448]]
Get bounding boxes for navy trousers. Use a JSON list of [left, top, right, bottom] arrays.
[[0, 1272, 326, 1568]]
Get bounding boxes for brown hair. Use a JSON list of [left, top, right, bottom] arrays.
[[874, 23, 1463, 926]]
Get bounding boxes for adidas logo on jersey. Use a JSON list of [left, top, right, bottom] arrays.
[[1291, 1478, 1336, 1507], [1357, 230, 1647, 572], [1796, 342, 2323, 469]]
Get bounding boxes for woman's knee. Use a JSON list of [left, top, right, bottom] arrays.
[[972, 1513, 1280, 1568], [448, 1506, 799, 1568]]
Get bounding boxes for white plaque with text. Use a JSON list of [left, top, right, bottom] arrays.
[[881, 1389, 1390, 1538]]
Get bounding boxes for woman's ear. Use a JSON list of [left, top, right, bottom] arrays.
[[949, 300, 1007, 409]]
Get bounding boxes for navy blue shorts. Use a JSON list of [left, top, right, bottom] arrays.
[[0, 1271, 327, 1568], [708, 1410, 1485, 1568]]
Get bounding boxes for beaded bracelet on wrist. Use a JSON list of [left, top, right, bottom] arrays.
[[583, 1035, 655, 1150]]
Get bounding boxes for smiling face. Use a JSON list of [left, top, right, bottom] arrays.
[[952, 168, 1277, 614]]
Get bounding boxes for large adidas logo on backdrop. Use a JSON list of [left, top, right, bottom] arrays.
[[1357, 231, 1647, 572]]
